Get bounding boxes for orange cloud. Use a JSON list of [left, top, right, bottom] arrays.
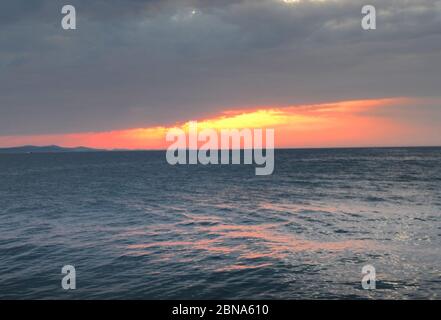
[[0, 97, 438, 149]]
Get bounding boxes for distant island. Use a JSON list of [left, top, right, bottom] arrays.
[[0, 145, 105, 154]]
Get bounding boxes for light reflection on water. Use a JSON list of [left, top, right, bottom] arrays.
[[125, 222, 374, 265], [0, 148, 440, 299]]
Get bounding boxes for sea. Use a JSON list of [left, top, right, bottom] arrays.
[[0, 147, 440, 299]]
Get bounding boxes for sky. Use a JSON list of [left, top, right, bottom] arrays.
[[0, 0, 440, 149]]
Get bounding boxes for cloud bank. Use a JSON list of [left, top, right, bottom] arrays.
[[0, 0, 440, 137]]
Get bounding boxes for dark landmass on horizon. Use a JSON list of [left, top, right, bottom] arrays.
[[0, 145, 105, 154], [0, 145, 440, 155]]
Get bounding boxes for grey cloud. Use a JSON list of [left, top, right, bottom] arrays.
[[0, 0, 440, 135]]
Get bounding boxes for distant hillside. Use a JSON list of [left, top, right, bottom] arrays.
[[0, 145, 104, 154]]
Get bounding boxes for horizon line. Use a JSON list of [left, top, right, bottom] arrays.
[[1, 144, 441, 153]]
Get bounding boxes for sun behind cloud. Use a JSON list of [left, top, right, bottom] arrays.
[[0, 97, 438, 149]]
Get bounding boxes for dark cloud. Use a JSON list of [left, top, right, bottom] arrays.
[[0, 0, 440, 135]]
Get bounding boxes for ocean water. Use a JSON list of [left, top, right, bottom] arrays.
[[0, 148, 440, 299]]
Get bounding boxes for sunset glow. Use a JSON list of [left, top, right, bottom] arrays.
[[0, 97, 438, 149]]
